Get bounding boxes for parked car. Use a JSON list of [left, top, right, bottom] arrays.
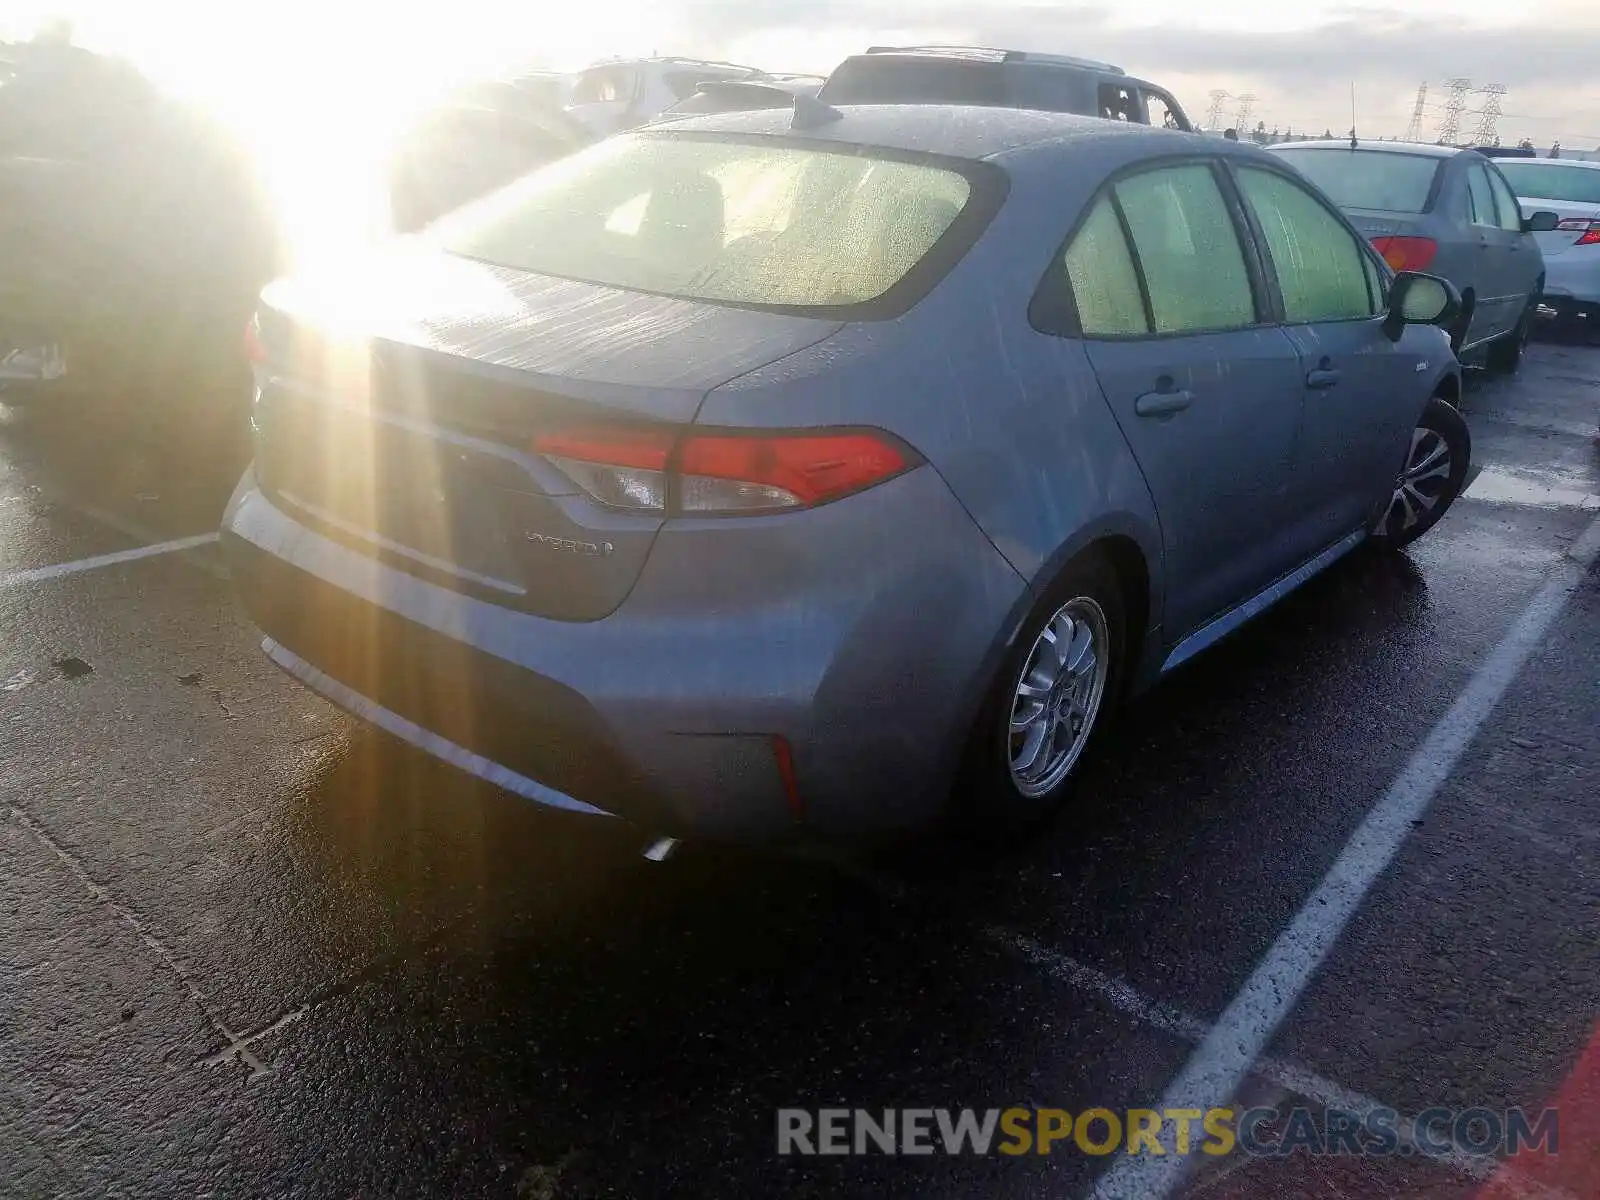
[[508, 69, 575, 111], [1490, 157, 1600, 325], [0, 38, 280, 436], [226, 107, 1469, 844], [817, 45, 1193, 131], [651, 75, 827, 122], [388, 77, 593, 232], [1267, 140, 1558, 371], [564, 56, 768, 137]]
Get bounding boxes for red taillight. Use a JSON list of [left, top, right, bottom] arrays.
[[1371, 235, 1439, 272], [1556, 218, 1600, 246], [532, 427, 914, 515]]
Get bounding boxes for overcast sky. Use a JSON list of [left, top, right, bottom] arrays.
[[10, 0, 1600, 147]]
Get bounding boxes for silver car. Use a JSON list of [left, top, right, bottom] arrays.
[[1268, 140, 1557, 372], [1492, 157, 1600, 325], [225, 107, 1470, 843]]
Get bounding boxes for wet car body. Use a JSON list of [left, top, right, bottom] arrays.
[[225, 107, 1465, 841]]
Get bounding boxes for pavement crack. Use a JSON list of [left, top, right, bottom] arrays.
[[7, 803, 270, 1081], [191, 908, 482, 1071]]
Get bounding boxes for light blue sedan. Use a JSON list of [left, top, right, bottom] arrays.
[[225, 103, 1470, 844]]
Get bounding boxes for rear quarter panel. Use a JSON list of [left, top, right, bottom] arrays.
[[698, 141, 1165, 634]]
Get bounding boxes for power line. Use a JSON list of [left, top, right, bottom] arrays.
[[1404, 81, 1428, 142], [1471, 83, 1507, 146], [1233, 93, 1257, 131], [1205, 88, 1229, 132], [1436, 77, 1471, 144]]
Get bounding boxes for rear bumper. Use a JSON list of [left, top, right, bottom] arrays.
[[223, 464, 1027, 840], [1541, 254, 1600, 306]]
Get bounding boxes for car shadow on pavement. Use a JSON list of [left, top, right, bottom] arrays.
[[262, 727, 1119, 1197], [241, 538, 1436, 1195]]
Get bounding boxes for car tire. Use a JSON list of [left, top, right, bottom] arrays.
[[1485, 291, 1538, 373], [957, 554, 1125, 837], [1370, 395, 1471, 550]]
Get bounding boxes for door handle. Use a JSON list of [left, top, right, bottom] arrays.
[[1306, 368, 1342, 389], [1133, 389, 1193, 417]]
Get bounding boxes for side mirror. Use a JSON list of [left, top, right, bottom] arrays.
[[1383, 271, 1462, 342], [1523, 210, 1560, 233]]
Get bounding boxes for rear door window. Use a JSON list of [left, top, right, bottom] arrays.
[[1485, 168, 1525, 231], [1466, 162, 1499, 228], [1111, 163, 1256, 332], [1057, 161, 1258, 336], [1062, 195, 1150, 335], [1235, 166, 1381, 321]]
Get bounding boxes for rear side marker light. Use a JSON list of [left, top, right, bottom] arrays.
[[533, 427, 916, 516], [1555, 218, 1600, 246], [1370, 235, 1438, 272], [771, 734, 803, 820]]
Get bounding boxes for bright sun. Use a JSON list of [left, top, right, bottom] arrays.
[[9, 1, 668, 269]]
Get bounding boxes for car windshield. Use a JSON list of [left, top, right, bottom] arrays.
[[430, 132, 978, 311], [1494, 162, 1600, 205], [1270, 148, 1441, 213]]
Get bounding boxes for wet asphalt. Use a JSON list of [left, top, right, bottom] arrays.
[[1, 328, 1597, 1199]]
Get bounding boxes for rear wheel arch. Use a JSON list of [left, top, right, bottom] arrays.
[[1014, 533, 1154, 703], [953, 547, 1130, 835], [1433, 370, 1462, 407], [1086, 535, 1152, 663]]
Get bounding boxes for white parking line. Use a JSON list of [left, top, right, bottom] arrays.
[[0, 533, 218, 589], [1092, 510, 1600, 1200], [817, 855, 1544, 1186], [997, 930, 1515, 1186]]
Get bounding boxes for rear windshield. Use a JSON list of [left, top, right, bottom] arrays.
[[1270, 148, 1441, 213], [431, 132, 979, 312], [1494, 162, 1600, 206], [820, 57, 1008, 106]]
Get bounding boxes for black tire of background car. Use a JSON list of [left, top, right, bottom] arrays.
[[1486, 290, 1540, 374], [954, 553, 1126, 840], [1370, 395, 1472, 551]]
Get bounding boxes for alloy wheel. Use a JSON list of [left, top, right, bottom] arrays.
[[1381, 425, 1454, 536], [1008, 597, 1110, 799]]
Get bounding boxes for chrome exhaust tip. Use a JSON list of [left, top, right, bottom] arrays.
[[641, 836, 680, 863]]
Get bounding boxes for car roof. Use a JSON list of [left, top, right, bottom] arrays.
[[1492, 157, 1600, 170], [583, 56, 763, 74], [1271, 139, 1464, 160], [856, 45, 1125, 74], [645, 103, 1211, 162]]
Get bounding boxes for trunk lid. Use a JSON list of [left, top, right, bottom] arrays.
[[254, 247, 843, 620], [1341, 207, 1412, 240]]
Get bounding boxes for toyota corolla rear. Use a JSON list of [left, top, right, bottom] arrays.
[[222, 125, 1027, 839]]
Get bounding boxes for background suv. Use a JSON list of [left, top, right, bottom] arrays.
[[817, 45, 1193, 131]]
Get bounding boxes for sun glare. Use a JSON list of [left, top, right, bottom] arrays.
[[17, 1, 650, 271]]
